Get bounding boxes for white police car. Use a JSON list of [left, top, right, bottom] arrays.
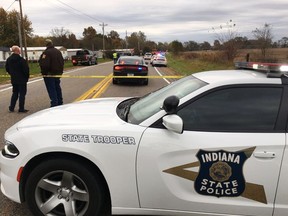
[[1, 62, 288, 216]]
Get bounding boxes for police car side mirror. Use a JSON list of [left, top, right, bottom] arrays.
[[162, 95, 179, 114], [162, 114, 184, 134]]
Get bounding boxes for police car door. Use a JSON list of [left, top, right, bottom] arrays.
[[137, 85, 286, 216]]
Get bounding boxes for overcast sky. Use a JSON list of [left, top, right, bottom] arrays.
[[2, 0, 288, 43]]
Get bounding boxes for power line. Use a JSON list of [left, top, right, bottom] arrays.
[[5, 0, 16, 11], [55, 0, 104, 23]]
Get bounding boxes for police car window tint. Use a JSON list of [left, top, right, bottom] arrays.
[[177, 87, 282, 132]]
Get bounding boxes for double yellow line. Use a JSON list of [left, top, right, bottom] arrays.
[[75, 73, 113, 101], [1, 73, 183, 101], [0, 74, 183, 79]]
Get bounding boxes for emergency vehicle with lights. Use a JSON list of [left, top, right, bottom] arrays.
[[1, 62, 288, 216]]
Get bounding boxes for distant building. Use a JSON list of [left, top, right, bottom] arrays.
[[114, 48, 134, 56], [0, 47, 10, 68], [26, 46, 68, 62], [67, 48, 82, 60]]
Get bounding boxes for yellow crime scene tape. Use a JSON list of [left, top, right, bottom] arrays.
[[1, 73, 184, 100], [72, 73, 183, 101], [0, 74, 183, 79]]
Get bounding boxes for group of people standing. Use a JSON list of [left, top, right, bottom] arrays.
[[5, 39, 64, 113]]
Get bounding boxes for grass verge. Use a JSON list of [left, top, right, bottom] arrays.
[[0, 58, 111, 84], [166, 53, 234, 76]]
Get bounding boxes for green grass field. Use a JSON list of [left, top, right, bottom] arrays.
[[2, 49, 286, 84], [165, 53, 234, 76], [0, 59, 110, 84]]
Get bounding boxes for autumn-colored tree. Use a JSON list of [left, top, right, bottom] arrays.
[[184, 41, 200, 51], [0, 7, 33, 47], [107, 30, 122, 49], [169, 40, 184, 54], [127, 31, 147, 54], [82, 26, 102, 50]]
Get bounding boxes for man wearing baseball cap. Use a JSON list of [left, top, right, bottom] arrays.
[[39, 39, 64, 107]]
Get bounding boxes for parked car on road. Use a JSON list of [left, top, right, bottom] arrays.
[[71, 49, 97, 66], [151, 54, 167, 67], [1, 62, 288, 216], [150, 54, 157, 64], [113, 56, 148, 85], [143, 52, 152, 63]]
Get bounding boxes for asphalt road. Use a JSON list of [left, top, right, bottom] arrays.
[[0, 61, 173, 216]]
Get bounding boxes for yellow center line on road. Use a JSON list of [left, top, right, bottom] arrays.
[[1, 73, 183, 101], [0, 74, 183, 79], [74, 73, 113, 102]]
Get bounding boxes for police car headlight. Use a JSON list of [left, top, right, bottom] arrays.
[[2, 140, 19, 158]]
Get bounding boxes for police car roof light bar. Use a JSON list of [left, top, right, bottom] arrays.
[[235, 62, 288, 78]]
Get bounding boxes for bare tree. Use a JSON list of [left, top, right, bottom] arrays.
[[252, 23, 273, 59], [213, 20, 240, 61], [50, 27, 72, 46]]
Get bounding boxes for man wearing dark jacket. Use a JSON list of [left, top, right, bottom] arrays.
[[39, 39, 64, 107], [5, 45, 30, 113]]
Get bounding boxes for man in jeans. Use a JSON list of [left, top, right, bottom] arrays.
[[39, 39, 64, 107], [5, 45, 30, 113]]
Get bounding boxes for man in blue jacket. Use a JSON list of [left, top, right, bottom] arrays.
[[5, 45, 30, 113], [39, 39, 64, 107]]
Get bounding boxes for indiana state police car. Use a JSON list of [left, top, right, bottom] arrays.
[[1, 62, 288, 216]]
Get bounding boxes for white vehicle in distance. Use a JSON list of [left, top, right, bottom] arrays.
[[1, 62, 288, 216], [143, 52, 152, 61], [151, 54, 167, 67], [150, 54, 157, 64]]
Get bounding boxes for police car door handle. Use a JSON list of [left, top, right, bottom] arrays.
[[253, 151, 276, 159]]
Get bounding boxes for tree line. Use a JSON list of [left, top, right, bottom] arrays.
[[1, 8, 288, 61]]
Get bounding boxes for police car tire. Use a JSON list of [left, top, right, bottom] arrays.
[[112, 78, 118, 84], [143, 78, 148, 85], [25, 158, 107, 216]]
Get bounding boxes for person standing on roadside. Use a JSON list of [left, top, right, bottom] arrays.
[[5, 45, 30, 113], [39, 39, 64, 107], [113, 51, 118, 64]]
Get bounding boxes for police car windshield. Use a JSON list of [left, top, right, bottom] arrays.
[[128, 76, 207, 124]]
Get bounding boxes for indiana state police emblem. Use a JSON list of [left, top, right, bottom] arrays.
[[163, 146, 268, 204], [195, 149, 248, 197]]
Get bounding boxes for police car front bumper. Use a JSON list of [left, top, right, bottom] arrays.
[[0, 154, 22, 203]]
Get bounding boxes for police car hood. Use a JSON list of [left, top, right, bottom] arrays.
[[16, 98, 129, 129]]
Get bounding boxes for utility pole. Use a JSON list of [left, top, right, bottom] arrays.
[[125, 30, 128, 49], [16, 13, 23, 57], [16, 0, 28, 60], [99, 22, 108, 53]]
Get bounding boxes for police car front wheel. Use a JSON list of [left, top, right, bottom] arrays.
[[25, 158, 109, 216]]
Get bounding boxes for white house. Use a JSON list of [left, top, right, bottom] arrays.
[[0, 47, 10, 67], [67, 48, 82, 60], [27, 46, 68, 62]]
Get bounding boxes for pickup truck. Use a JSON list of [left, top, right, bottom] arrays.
[[71, 49, 97, 66]]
